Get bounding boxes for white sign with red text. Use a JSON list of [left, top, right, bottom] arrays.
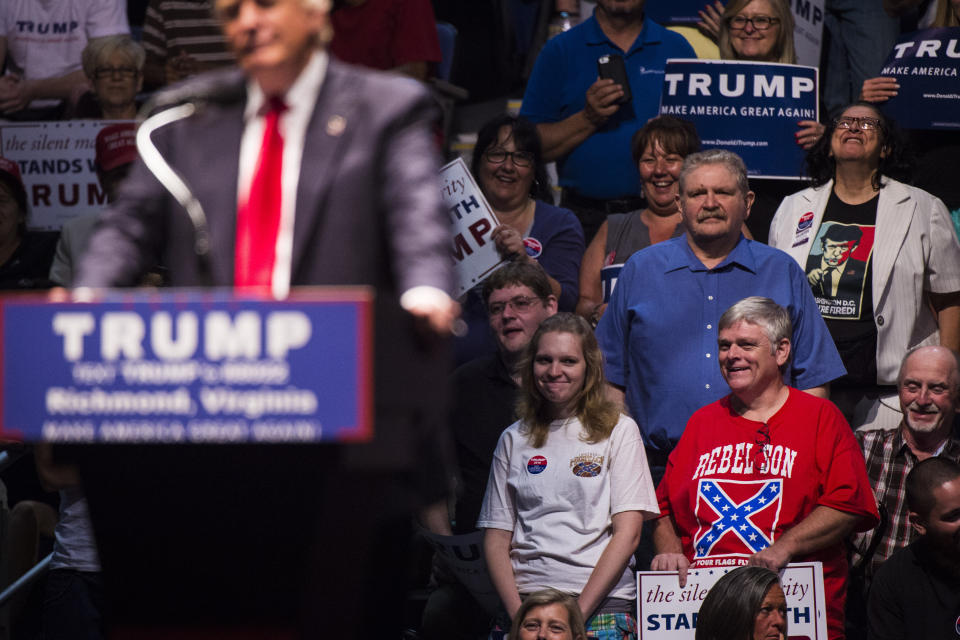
[[0, 120, 124, 230], [440, 158, 506, 297]]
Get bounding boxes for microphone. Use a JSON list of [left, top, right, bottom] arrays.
[[139, 72, 246, 116]]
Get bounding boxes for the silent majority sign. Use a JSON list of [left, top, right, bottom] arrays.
[[638, 563, 828, 639], [0, 288, 373, 443]]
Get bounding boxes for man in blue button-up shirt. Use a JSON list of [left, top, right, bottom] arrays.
[[596, 149, 845, 461]]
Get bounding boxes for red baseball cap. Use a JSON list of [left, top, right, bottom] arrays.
[[95, 123, 138, 171]]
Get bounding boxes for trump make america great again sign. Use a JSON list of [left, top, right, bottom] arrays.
[[659, 59, 818, 179]]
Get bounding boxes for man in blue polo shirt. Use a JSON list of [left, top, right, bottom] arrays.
[[520, 0, 695, 242], [596, 149, 845, 470]]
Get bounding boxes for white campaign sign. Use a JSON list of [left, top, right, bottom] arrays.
[[419, 529, 501, 616], [0, 120, 123, 230], [792, 0, 825, 68], [638, 562, 828, 639], [440, 158, 506, 297]]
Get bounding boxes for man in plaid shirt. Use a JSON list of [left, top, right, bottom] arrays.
[[850, 346, 960, 591]]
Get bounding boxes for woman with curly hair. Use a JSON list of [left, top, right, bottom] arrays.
[[478, 313, 657, 639], [769, 101, 960, 430]]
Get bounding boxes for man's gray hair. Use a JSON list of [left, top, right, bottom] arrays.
[[679, 149, 750, 196], [719, 297, 792, 354], [897, 345, 960, 393]]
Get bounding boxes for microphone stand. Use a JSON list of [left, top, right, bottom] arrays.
[[136, 102, 214, 287]]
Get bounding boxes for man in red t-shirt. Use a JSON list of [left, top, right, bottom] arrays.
[[651, 296, 879, 639]]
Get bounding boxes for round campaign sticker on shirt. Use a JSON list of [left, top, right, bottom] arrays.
[[527, 455, 548, 474], [954, 614, 959, 635], [797, 211, 815, 231], [524, 237, 543, 258]]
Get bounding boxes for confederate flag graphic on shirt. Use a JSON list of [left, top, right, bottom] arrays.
[[693, 479, 784, 563]]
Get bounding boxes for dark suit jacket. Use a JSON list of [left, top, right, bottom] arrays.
[[69, 57, 454, 632], [76, 57, 453, 476]]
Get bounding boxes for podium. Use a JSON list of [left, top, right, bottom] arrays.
[[1, 289, 452, 638]]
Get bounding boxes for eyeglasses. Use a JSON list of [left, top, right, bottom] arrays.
[[834, 116, 882, 131], [727, 15, 780, 30], [484, 150, 535, 168], [94, 66, 139, 80], [754, 423, 771, 472], [487, 295, 543, 316]]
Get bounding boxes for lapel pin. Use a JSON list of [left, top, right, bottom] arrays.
[[326, 115, 346, 137]]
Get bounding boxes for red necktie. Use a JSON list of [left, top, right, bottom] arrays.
[[235, 96, 287, 289]]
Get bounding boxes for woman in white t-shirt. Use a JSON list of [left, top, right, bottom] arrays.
[[478, 313, 658, 639]]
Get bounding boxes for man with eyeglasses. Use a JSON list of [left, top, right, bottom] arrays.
[[650, 296, 878, 640], [0, 0, 129, 118], [421, 261, 557, 639], [519, 0, 695, 243]]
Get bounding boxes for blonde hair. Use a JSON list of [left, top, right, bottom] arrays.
[[510, 589, 587, 640], [933, 0, 960, 26], [516, 314, 619, 448], [82, 35, 145, 80], [718, 0, 796, 64]]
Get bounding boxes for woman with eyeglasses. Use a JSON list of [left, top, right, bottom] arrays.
[[71, 35, 145, 120], [456, 115, 585, 364], [703, 0, 824, 242], [769, 102, 960, 432], [479, 313, 657, 640]]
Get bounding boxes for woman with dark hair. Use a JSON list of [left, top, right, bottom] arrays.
[[510, 588, 587, 640], [456, 115, 584, 364], [769, 102, 960, 430], [696, 567, 787, 640], [0, 158, 56, 289], [479, 313, 657, 639], [471, 114, 584, 309], [575, 115, 698, 326]]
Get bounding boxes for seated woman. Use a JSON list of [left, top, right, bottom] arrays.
[[510, 588, 588, 640], [455, 115, 584, 364], [576, 115, 698, 326], [0, 158, 56, 289], [711, 0, 823, 241], [695, 567, 787, 640], [769, 102, 960, 429], [479, 313, 657, 639], [70, 35, 145, 120]]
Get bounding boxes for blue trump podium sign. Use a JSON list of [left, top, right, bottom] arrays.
[[0, 288, 373, 443], [880, 28, 960, 130], [659, 59, 818, 178]]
